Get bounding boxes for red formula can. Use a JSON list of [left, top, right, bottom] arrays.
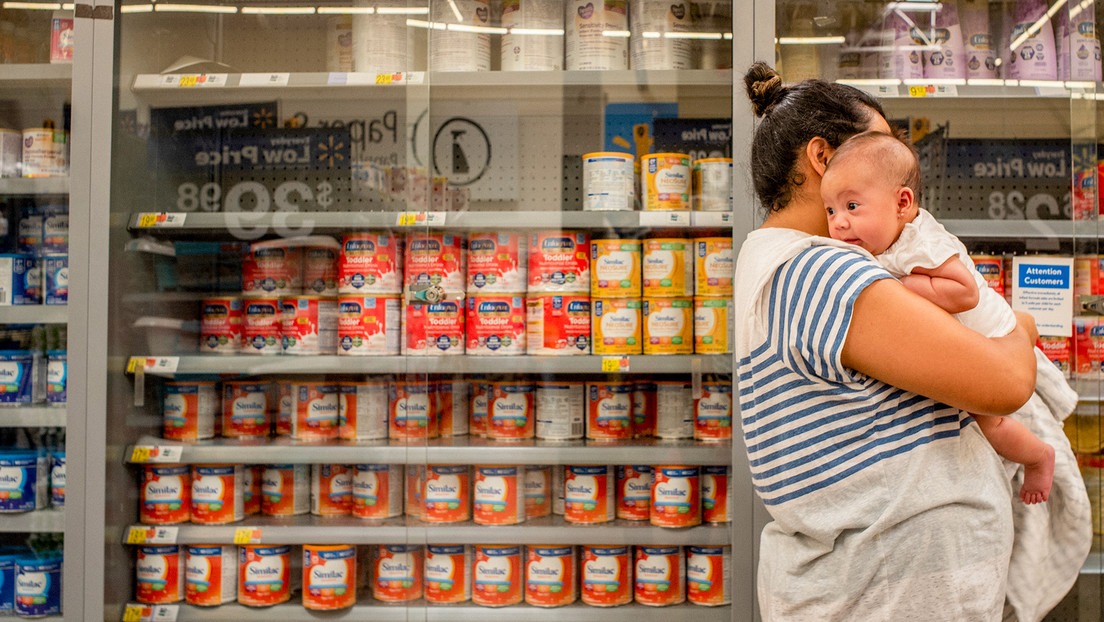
[[280, 296, 338, 355], [339, 379, 389, 441], [586, 381, 634, 441], [581, 546, 632, 607], [466, 294, 526, 355], [140, 465, 191, 525], [238, 545, 292, 607], [651, 466, 700, 528], [635, 546, 685, 606], [528, 231, 590, 293], [373, 545, 423, 602], [425, 545, 472, 604], [353, 464, 403, 519], [302, 245, 339, 296], [243, 466, 262, 516], [185, 545, 237, 606], [526, 294, 591, 355], [694, 381, 732, 441], [311, 464, 353, 517], [436, 379, 470, 437], [339, 232, 403, 294], [200, 297, 242, 354], [136, 545, 185, 604], [222, 381, 270, 438], [1074, 316, 1104, 377], [524, 465, 552, 519], [468, 231, 527, 293], [243, 245, 302, 297], [404, 300, 465, 355], [337, 295, 401, 355], [473, 545, 523, 607], [241, 297, 282, 355], [404, 232, 466, 296], [616, 465, 653, 521], [291, 382, 340, 440], [389, 379, 438, 439], [701, 465, 731, 524], [632, 381, 657, 438], [275, 381, 293, 436], [406, 465, 426, 520], [474, 466, 526, 525], [686, 546, 730, 606], [971, 254, 1005, 296], [423, 465, 471, 523], [469, 380, 489, 437], [564, 465, 615, 524], [488, 381, 535, 441], [302, 544, 356, 610], [261, 464, 310, 516], [525, 546, 576, 607], [1038, 336, 1072, 377], [162, 381, 218, 442], [191, 464, 244, 525]]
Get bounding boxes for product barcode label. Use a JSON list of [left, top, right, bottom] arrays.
[[571, 421, 584, 437], [0, 289, 7, 305], [135, 213, 186, 228], [125, 526, 179, 545], [129, 445, 183, 464]]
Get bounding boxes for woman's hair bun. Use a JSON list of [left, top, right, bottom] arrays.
[[744, 62, 785, 117]]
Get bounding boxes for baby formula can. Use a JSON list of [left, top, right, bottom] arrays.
[[467, 294, 526, 355], [436, 379, 470, 437], [311, 464, 353, 517], [695, 237, 734, 296], [694, 381, 732, 441], [425, 545, 472, 604], [373, 544, 423, 602], [488, 381, 535, 441], [468, 231, 527, 293], [353, 464, 403, 519], [423, 465, 471, 523], [0, 552, 17, 617], [687, 546, 730, 606], [634, 546, 685, 606], [655, 380, 693, 439], [632, 381, 657, 438], [0, 128, 19, 178], [136, 546, 184, 604], [0, 350, 35, 404], [339, 232, 403, 294], [191, 464, 244, 525], [261, 464, 310, 516], [46, 350, 65, 406], [581, 546, 632, 606], [501, 0, 564, 70], [389, 379, 439, 439], [276, 381, 293, 435], [241, 297, 282, 355], [526, 545, 576, 607], [565, 0, 629, 70], [617, 464, 653, 521], [429, 0, 492, 71], [49, 452, 64, 507], [701, 465, 731, 524], [0, 451, 46, 512], [528, 231, 590, 293], [0, 255, 39, 305], [651, 466, 700, 528], [303, 544, 356, 610], [535, 381, 584, 440], [302, 246, 339, 297], [629, 0, 694, 70], [337, 295, 401, 355], [586, 381, 634, 441], [564, 465, 615, 523], [643, 297, 693, 354], [141, 465, 190, 524], [1039, 336, 1072, 377], [1075, 316, 1104, 377], [243, 245, 301, 297], [405, 232, 466, 296], [592, 298, 643, 355], [20, 127, 67, 178], [694, 296, 732, 354], [42, 253, 67, 305], [693, 158, 733, 212], [552, 464, 565, 515], [292, 382, 340, 440], [972, 254, 1005, 296], [222, 381, 270, 439], [200, 297, 242, 354], [474, 465, 526, 525], [642, 154, 691, 211], [281, 296, 338, 355], [243, 466, 262, 516], [643, 237, 693, 298], [15, 555, 62, 617], [406, 464, 426, 520], [524, 465, 552, 519], [339, 379, 389, 440], [470, 380, 489, 436], [583, 152, 636, 212], [526, 294, 591, 355], [238, 545, 291, 607], [185, 545, 237, 606], [591, 237, 642, 297], [163, 381, 218, 441], [404, 300, 465, 355], [473, 545, 523, 607]]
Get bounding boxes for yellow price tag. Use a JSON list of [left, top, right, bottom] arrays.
[[375, 73, 394, 85], [126, 357, 142, 374], [397, 212, 418, 226], [130, 446, 152, 463], [137, 213, 159, 228], [126, 527, 149, 544], [122, 604, 145, 622], [908, 85, 928, 98], [233, 528, 260, 544], [601, 357, 627, 373], [178, 75, 198, 88]]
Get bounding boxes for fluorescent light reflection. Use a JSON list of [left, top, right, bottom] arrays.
[[154, 3, 237, 12], [121, 2, 154, 11], [602, 30, 631, 38], [1, 2, 61, 9], [509, 28, 564, 36], [777, 36, 846, 45], [240, 6, 316, 13], [317, 6, 374, 14]]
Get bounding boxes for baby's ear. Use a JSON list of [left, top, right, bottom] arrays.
[[897, 187, 915, 214]]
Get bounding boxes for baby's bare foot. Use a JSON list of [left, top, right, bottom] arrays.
[[1019, 444, 1056, 505]]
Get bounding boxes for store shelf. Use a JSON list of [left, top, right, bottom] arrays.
[[0, 305, 68, 325], [941, 219, 1092, 239], [0, 177, 69, 196], [0, 63, 72, 87], [0, 508, 64, 533], [1084, 550, 1104, 575], [0, 406, 66, 428], [839, 78, 1104, 99]]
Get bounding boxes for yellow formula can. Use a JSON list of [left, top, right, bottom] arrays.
[[590, 238, 641, 298], [642, 153, 691, 211], [695, 237, 733, 297], [643, 237, 693, 297], [693, 296, 732, 354], [592, 298, 643, 355], [643, 298, 693, 355]]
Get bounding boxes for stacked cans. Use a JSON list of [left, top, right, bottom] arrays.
[[466, 232, 526, 356], [526, 230, 592, 355], [582, 152, 732, 213], [591, 233, 643, 355]]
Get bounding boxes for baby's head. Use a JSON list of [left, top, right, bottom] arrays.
[[820, 131, 921, 255]]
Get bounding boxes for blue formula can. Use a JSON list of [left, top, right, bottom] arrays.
[[15, 555, 62, 617], [0, 451, 46, 512], [0, 255, 39, 306], [0, 550, 23, 615], [0, 351, 39, 405], [49, 453, 64, 508], [46, 351, 64, 405], [42, 255, 66, 306]]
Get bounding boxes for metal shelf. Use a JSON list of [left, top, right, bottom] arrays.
[[0, 305, 68, 325], [941, 219, 1087, 239], [0, 406, 66, 428], [840, 79, 1104, 99], [0, 508, 64, 533], [0, 177, 69, 196], [0, 63, 72, 87]]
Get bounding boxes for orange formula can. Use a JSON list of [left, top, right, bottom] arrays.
[[616, 465, 653, 521], [280, 296, 338, 355], [634, 546, 685, 606], [136, 545, 185, 604], [526, 294, 591, 355], [686, 546, 730, 606], [694, 296, 732, 354], [339, 232, 403, 294], [423, 465, 471, 523], [655, 380, 693, 440], [185, 545, 237, 606], [643, 238, 693, 297], [339, 379, 389, 441], [467, 294, 527, 355], [468, 231, 528, 293], [200, 297, 243, 354], [243, 245, 302, 297], [488, 381, 535, 441], [162, 381, 218, 442], [291, 382, 340, 440], [694, 381, 733, 441], [242, 297, 282, 355], [469, 380, 489, 437], [302, 544, 356, 610], [643, 297, 693, 355], [243, 466, 262, 515], [701, 465, 731, 524], [535, 381, 584, 440], [238, 545, 292, 607], [302, 246, 339, 296], [191, 464, 244, 525], [474, 466, 526, 525], [373, 545, 423, 602], [352, 464, 403, 519], [694, 237, 733, 296], [436, 379, 470, 437], [405, 465, 426, 520], [275, 381, 293, 436], [222, 381, 270, 439], [651, 466, 700, 528], [404, 232, 466, 296], [590, 237, 642, 297], [586, 381, 634, 441], [564, 465, 615, 524], [337, 295, 401, 355], [141, 465, 191, 525], [528, 231, 590, 293], [311, 464, 353, 517], [642, 153, 691, 211], [581, 546, 632, 607], [425, 544, 472, 604], [1075, 316, 1104, 377], [524, 465, 552, 519], [473, 545, 523, 607], [525, 546, 577, 607], [1038, 336, 1073, 377], [971, 254, 1005, 296], [592, 298, 643, 355], [403, 300, 466, 355], [632, 381, 657, 438], [261, 464, 310, 516], [389, 379, 438, 439]]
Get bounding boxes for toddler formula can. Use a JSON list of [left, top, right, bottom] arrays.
[[651, 466, 700, 528], [238, 545, 291, 607], [694, 381, 732, 441], [468, 231, 527, 293], [339, 232, 403, 294], [429, 0, 492, 72], [46, 350, 65, 406], [136, 546, 184, 604], [586, 381, 634, 441], [592, 298, 643, 355], [281, 296, 338, 355], [701, 465, 731, 524], [261, 464, 310, 516], [405, 232, 466, 296], [642, 154, 691, 211], [1075, 316, 1104, 377], [0, 451, 46, 512], [352, 464, 403, 519], [524, 465, 552, 519], [141, 465, 190, 525], [200, 297, 242, 354], [436, 379, 470, 437], [191, 464, 244, 525], [972, 254, 1005, 296], [43, 253, 67, 305], [389, 379, 439, 439], [303, 544, 356, 610], [695, 237, 733, 296], [425, 544, 472, 604], [311, 464, 353, 517], [339, 379, 389, 441], [373, 544, 423, 602], [1039, 336, 1072, 377], [581, 546, 632, 606], [337, 295, 401, 355], [694, 296, 732, 354], [564, 465, 615, 523], [643, 297, 693, 354], [655, 380, 693, 439], [591, 237, 642, 297], [291, 382, 340, 440], [49, 452, 64, 507], [583, 152, 636, 212], [473, 545, 523, 607], [632, 381, 657, 438], [15, 556, 62, 617], [303, 246, 339, 296], [276, 381, 293, 436], [535, 381, 584, 440], [687, 546, 729, 606], [222, 381, 270, 439], [474, 466, 526, 525], [20, 127, 67, 178], [526, 545, 576, 607], [467, 295, 526, 355], [185, 545, 237, 606], [565, 0, 629, 70], [244, 466, 262, 516], [404, 300, 465, 355], [693, 158, 733, 212], [643, 238, 693, 297], [634, 546, 685, 606], [241, 297, 282, 355], [406, 464, 426, 520], [501, 0, 564, 71], [528, 231, 590, 293], [243, 245, 301, 297], [162, 381, 217, 442], [423, 465, 471, 523], [616, 464, 653, 521], [470, 380, 489, 436], [526, 294, 591, 355], [0, 255, 39, 305], [488, 381, 535, 441]]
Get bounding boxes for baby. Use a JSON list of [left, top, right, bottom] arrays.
[[820, 130, 1062, 504]]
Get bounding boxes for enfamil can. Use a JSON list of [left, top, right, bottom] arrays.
[[242, 245, 301, 297], [651, 466, 700, 528], [404, 232, 466, 296], [339, 232, 403, 294], [425, 544, 472, 604], [242, 297, 281, 355], [686, 546, 730, 606], [616, 465, 653, 521], [468, 231, 527, 293], [280, 296, 338, 355], [694, 296, 732, 354], [642, 153, 691, 211], [311, 464, 353, 517], [337, 295, 401, 355], [373, 545, 423, 602], [191, 465, 244, 525], [592, 298, 643, 355], [564, 465, 615, 524], [695, 236, 734, 296], [488, 381, 535, 441], [136, 545, 185, 604], [303, 246, 339, 297], [403, 300, 465, 356], [528, 231, 590, 293], [591, 237, 642, 297], [586, 381, 634, 441], [694, 380, 733, 441], [200, 297, 242, 354], [643, 297, 693, 354], [423, 465, 471, 523], [473, 545, 523, 607], [634, 546, 685, 606], [467, 294, 526, 355], [352, 464, 403, 520], [185, 545, 237, 606], [162, 381, 218, 442], [524, 465, 552, 519], [238, 545, 291, 607], [581, 545, 632, 607], [474, 466, 526, 525], [339, 379, 389, 441], [303, 544, 356, 610], [526, 545, 577, 607], [141, 465, 190, 525], [526, 294, 591, 355], [701, 465, 731, 524], [643, 237, 694, 297]]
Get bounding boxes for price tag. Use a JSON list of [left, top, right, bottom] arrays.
[[397, 212, 420, 226], [122, 604, 147, 622], [129, 445, 183, 464], [601, 357, 629, 373], [908, 85, 928, 98], [125, 526, 148, 544], [375, 72, 396, 85], [167, 73, 226, 88], [147, 605, 179, 622], [233, 528, 263, 544], [127, 357, 180, 375], [126, 526, 179, 545], [239, 72, 290, 87], [135, 213, 186, 229], [640, 211, 690, 227], [396, 212, 446, 226], [130, 446, 151, 463]]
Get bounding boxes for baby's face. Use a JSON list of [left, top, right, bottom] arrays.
[[821, 157, 909, 256]]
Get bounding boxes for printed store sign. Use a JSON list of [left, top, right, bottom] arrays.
[[1012, 256, 1074, 337]]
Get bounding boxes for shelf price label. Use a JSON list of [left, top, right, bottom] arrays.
[[907, 84, 958, 98], [135, 212, 186, 229], [129, 445, 183, 464], [640, 211, 690, 227], [122, 604, 146, 622], [239, 72, 290, 87], [162, 73, 227, 88], [125, 526, 179, 545], [126, 357, 180, 375], [233, 528, 263, 544], [395, 211, 446, 226], [601, 356, 630, 373]]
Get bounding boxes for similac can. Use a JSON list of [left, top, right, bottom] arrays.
[[634, 546, 685, 606], [0, 451, 45, 512], [303, 544, 356, 610], [200, 297, 243, 354], [473, 545, 523, 607], [695, 237, 734, 296], [337, 295, 401, 355], [352, 464, 403, 519], [469, 380, 489, 437], [643, 297, 693, 354], [535, 381, 585, 440], [276, 381, 293, 436], [1039, 336, 1072, 377], [591, 237, 642, 297], [403, 300, 465, 355], [488, 381, 535, 441], [423, 465, 471, 523], [436, 379, 470, 437], [701, 465, 731, 524], [581, 546, 632, 606], [136, 545, 185, 604], [528, 231, 590, 293], [404, 232, 466, 296], [185, 545, 237, 606], [238, 545, 292, 607], [339, 379, 389, 440], [43, 253, 67, 305], [15, 556, 62, 617], [162, 381, 218, 441], [292, 382, 340, 440], [222, 381, 270, 438], [971, 254, 1005, 296], [694, 296, 732, 354], [526, 546, 577, 607], [303, 246, 339, 296], [586, 381, 634, 441], [281, 296, 338, 355], [693, 158, 734, 212], [241, 297, 282, 355], [311, 464, 353, 517], [191, 465, 244, 525], [592, 298, 643, 355], [553, 465, 565, 515], [467, 294, 527, 356], [261, 464, 310, 516], [523, 466, 552, 520], [686, 546, 730, 606], [243, 466, 262, 516], [389, 379, 439, 439], [141, 465, 191, 525], [339, 232, 403, 294], [564, 465, 615, 523], [425, 545, 472, 604], [655, 380, 693, 439], [526, 294, 591, 355], [373, 545, 422, 602], [651, 466, 700, 528], [468, 231, 527, 292], [582, 152, 636, 212], [616, 465, 653, 521], [406, 464, 426, 520], [694, 381, 733, 441], [643, 238, 693, 297], [474, 466, 526, 525], [243, 245, 302, 297], [642, 153, 691, 211], [632, 381, 657, 438]]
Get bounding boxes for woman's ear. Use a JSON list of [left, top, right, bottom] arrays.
[[806, 137, 833, 176]]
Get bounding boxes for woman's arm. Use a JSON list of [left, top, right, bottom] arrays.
[[841, 277, 1036, 415], [898, 256, 979, 314]]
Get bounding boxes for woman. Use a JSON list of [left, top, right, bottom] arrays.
[[735, 62, 1040, 619]]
